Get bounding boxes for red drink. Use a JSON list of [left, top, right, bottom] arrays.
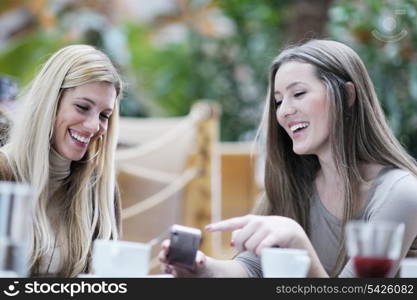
[[353, 256, 393, 277]]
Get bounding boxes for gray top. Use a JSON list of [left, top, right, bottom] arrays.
[[234, 167, 417, 277]]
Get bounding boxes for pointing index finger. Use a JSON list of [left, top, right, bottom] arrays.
[[205, 215, 251, 232]]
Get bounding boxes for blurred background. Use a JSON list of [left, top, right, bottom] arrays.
[[1, 0, 416, 146], [1, 0, 417, 270]]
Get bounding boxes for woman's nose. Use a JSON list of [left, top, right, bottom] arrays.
[[277, 100, 296, 119], [83, 115, 100, 133]]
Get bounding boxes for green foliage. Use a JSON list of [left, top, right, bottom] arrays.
[[124, 23, 198, 116], [1, 0, 417, 150], [328, 0, 417, 157], [0, 30, 66, 86], [123, 0, 290, 141]]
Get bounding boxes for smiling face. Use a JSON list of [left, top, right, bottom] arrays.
[[274, 61, 331, 157], [52, 82, 116, 161]]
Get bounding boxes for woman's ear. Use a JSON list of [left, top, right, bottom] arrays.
[[346, 81, 356, 107]]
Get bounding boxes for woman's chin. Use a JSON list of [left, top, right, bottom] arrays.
[[293, 147, 307, 155], [64, 151, 86, 162]]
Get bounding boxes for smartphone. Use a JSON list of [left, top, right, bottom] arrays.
[[166, 224, 202, 269]]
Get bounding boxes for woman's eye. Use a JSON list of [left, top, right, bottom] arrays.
[[294, 91, 306, 98], [76, 104, 88, 111], [275, 101, 282, 107], [100, 114, 110, 120]]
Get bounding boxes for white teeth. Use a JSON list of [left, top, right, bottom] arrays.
[[290, 122, 309, 132], [69, 130, 90, 144]]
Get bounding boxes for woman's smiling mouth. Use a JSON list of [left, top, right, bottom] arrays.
[[288, 121, 309, 139], [69, 129, 91, 146]]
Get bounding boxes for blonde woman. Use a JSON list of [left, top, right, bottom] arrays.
[[0, 45, 123, 277], [159, 39, 417, 277]]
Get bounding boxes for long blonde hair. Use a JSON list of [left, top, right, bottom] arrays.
[[257, 39, 417, 276], [2, 45, 122, 277]]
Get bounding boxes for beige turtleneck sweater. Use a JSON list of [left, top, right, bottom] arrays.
[[49, 147, 71, 195]]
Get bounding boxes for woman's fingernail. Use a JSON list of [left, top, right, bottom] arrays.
[[205, 225, 212, 231]]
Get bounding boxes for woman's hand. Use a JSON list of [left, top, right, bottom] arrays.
[[158, 239, 209, 277], [206, 214, 309, 256]]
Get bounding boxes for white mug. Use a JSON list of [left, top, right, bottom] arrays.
[[0, 181, 33, 277], [261, 248, 311, 278], [92, 239, 151, 277], [400, 258, 417, 278]]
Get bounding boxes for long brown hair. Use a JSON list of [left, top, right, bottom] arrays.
[[256, 39, 417, 276]]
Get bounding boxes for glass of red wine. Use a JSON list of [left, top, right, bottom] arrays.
[[345, 220, 405, 278]]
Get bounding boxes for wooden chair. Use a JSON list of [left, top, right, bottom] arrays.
[[116, 102, 220, 273]]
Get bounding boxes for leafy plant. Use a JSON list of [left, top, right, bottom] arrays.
[[328, 0, 417, 157], [123, 0, 290, 141]]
